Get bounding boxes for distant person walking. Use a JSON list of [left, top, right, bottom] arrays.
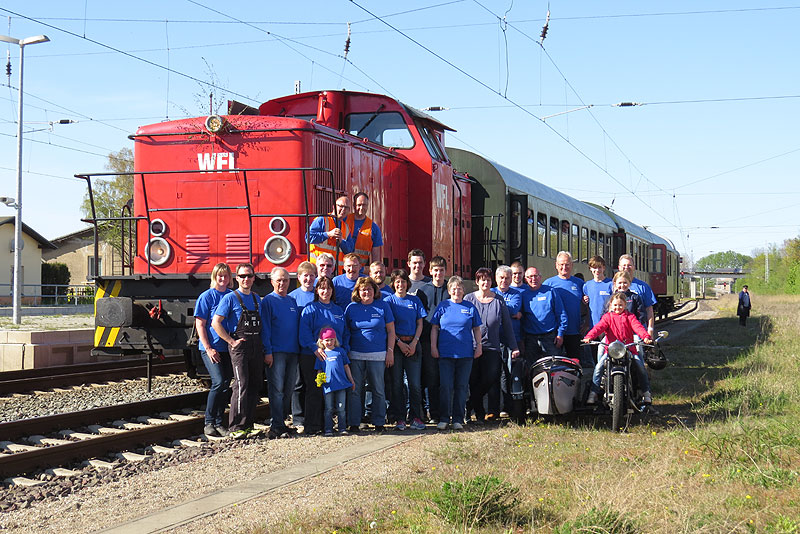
[[737, 285, 752, 326]]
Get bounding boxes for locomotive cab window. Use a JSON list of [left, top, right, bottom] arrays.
[[416, 121, 446, 161], [345, 111, 413, 148]]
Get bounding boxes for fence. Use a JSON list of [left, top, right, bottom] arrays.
[[0, 284, 95, 306]]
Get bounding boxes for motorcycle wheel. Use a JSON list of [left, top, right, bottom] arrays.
[[611, 374, 625, 432]]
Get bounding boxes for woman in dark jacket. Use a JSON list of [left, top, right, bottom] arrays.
[[737, 285, 751, 326]]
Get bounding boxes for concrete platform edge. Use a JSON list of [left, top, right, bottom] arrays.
[[96, 432, 421, 534]]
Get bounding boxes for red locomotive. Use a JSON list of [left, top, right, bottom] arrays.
[[84, 90, 472, 359]]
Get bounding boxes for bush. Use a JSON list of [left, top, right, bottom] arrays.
[[41, 262, 70, 304], [430, 474, 519, 527], [555, 506, 639, 534]]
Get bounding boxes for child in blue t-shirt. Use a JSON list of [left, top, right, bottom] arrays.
[[314, 327, 355, 436]]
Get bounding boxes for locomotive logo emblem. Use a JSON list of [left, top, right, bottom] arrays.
[[198, 152, 235, 172]]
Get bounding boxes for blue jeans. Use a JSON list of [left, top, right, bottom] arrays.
[[348, 359, 386, 427], [267, 352, 298, 433], [324, 389, 348, 433], [592, 351, 651, 393], [200, 349, 232, 426], [438, 357, 473, 425], [390, 345, 422, 423]]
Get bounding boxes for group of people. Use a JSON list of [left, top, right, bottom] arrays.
[[194, 193, 662, 439]]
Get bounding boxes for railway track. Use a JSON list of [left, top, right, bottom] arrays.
[[656, 300, 699, 326], [0, 392, 269, 479], [0, 356, 186, 395]]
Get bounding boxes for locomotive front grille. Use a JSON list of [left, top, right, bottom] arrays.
[[186, 234, 210, 264]]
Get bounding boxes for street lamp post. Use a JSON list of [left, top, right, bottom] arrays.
[[0, 34, 50, 324]]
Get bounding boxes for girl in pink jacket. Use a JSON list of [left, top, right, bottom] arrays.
[[582, 293, 653, 404]]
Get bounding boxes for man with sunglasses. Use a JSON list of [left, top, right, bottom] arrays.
[[307, 195, 353, 273], [213, 263, 271, 439]]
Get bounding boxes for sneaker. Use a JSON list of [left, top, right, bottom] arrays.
[[586, 391, 599, 405], [278, 431, 291, 439], [267, 429, 281, 440], [340, 429, 349, 436], [452, 422, 464, 431], [229, 429, 248, 440], [395, 421, 406, 431], [204, 424, 220, 437], [437, 422, 448, 431], [215, 425, 230, 437], [409, 418, 426, 430], [347, 425, 361, 434], [499, 411, 509, 418], [246, 427, 263, 438], [323, 431, 334, 437], [642, 391, 652, 404], [470, 417, 485, 425], [485, 413, 498, 421], [374, 425, 386, 433]]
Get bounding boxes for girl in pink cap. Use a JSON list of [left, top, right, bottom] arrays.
[[315, 327, 355, 435]]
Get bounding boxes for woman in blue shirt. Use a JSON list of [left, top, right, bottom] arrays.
[[194, 263, 233, 437], [298, 276, 349, 434], [384, 269, 427, 430], [344, 277, 395, 432], [430, 276, 482, 431]]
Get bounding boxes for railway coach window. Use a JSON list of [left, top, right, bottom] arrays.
[[581, 227, 589, 263], [549, 217, 559, 259], [652, 247, 662, 273], [345, 112, 413, 148], [561, 220, 570, 254], [572, 224, 579, 262], [590, 230, 598, 260], [598, 233, 605, 261], [537, 213, 547, 257]]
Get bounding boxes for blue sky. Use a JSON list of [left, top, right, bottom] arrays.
[[1, 1, 798, 264]]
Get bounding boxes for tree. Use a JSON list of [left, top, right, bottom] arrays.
[[694, 251, 751, 272], [80, 147, 134, 259]]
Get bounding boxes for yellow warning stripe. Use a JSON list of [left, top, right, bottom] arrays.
[[94, 280, 123, 347]]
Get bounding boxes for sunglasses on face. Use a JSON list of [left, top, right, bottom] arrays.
[[237, 273, 255, 279]]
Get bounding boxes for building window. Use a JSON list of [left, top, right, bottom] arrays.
[[88, 256, 102, 279]]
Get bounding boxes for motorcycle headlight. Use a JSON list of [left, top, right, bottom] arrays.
[[608, 340, 627, 361]]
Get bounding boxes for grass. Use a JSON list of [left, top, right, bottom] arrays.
[[240, 295, 800, 533]]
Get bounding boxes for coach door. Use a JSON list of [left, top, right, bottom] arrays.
[[508, 194, 528, 266]]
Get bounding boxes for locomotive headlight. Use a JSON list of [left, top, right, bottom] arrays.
[[204, 114, 226, 134], [269, 217, 288, 235], [264, 236, 292, 264], [150, 218, 167, 237], [608, 340, 626, 361], [146, 237, 172, 266]]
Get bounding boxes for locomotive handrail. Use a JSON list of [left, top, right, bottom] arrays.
[[78, 166, 336, 275]]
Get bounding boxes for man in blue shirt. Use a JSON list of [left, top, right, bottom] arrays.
[[543, 251, 586, 365], [521, 266, 567, 360], [212, 263, 267, 439], [333, 253, 364, 309], [618, 254, 656, 337], [583, 256, 612, 328], [260, 266, 301, 439]]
